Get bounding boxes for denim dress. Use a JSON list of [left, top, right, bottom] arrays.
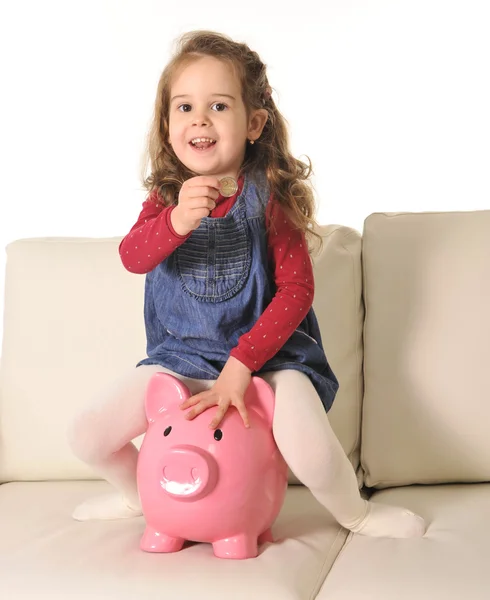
[[137, 170, 339, 412]]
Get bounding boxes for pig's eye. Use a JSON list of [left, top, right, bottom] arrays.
[[163, 426, 172, 437], [214, 429, 223, 441]]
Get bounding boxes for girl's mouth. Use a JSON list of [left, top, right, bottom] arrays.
[[189, 137, 217, 151]]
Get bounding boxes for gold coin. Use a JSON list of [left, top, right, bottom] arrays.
[[219, 176, 238, 197]]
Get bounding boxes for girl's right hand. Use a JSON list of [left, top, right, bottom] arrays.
[[170, 176, 221, 236]]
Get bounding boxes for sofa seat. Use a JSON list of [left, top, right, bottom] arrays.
[[0, 481, 347, 600], [317, 483, 490, 599]]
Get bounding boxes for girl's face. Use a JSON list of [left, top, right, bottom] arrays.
[[168, 56, 267, 180]]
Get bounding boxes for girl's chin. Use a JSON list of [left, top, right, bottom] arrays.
[[175, 152, 239, 179], [184, 161, 238, 179]]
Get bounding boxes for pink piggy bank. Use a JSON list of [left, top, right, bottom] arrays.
[[136, 372, 288, 559]]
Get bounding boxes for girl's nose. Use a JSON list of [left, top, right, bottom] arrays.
[[191, 111, 211, 127]]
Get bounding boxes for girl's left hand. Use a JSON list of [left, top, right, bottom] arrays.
[[179, 356, 252, 429]]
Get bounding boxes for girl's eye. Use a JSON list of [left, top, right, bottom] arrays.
[[178, 104, 192, 112], [211, 102, 227, 112]]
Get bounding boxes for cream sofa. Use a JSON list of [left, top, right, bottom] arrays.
[[1, 209, 489, 599]]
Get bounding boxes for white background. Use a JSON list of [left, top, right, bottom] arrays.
[[1, 0, 489, 346]]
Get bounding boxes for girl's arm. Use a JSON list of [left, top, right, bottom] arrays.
[[119, 190, 191, 274], [229, 195, 314, 371]]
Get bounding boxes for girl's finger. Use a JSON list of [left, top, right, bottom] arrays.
[[189, 198, 216, 210], [189, 176, 221, 191], [236, 401, 250, 429], [180, 394, 205, 410], [184, 399, 214, 420], [186, 186, 220, 200], [208, 404, 229, 429]]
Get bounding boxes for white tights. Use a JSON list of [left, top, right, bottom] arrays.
[[67, 365, 425, 538]]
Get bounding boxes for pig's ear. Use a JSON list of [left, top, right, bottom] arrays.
[[145, 373, 191, 423], [244, 377, 275, 426]]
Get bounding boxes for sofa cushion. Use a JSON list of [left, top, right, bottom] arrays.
[[312, 225, 364, 483], [361, 211, 490, 487], [0, 227, 363, 483], [0, 238, 147, 482], [315, 483, 490, 600], [0, 481, 347, 600]]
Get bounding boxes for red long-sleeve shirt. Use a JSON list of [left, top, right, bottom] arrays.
[[119, 181, 314, 372]]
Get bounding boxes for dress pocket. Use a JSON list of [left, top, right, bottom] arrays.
[[294, 329, 319, 345], [176, 207, 251, 303]]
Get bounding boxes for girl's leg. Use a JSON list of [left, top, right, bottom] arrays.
[[67, 364, 213, 521], [261, 369, 426, 538]]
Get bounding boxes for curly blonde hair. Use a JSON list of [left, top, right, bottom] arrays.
[[141, 30, 322, 252]]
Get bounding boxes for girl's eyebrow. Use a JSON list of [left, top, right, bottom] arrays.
[[170, 93, 235, 103], [170, 94, 190, 103]]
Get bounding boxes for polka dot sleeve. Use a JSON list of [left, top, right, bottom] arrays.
[[119, 190, 190, 274], [229, 196, 314, 372]]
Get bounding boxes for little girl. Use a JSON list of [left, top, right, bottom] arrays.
[[69, 30, 425, 538]]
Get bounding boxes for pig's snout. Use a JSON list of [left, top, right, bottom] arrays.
[[161, 445, 218, 500]]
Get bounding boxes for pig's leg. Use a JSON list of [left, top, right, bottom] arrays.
[[258, 528, 274, 544], [212, 535, 258, 559], [140, 527, 185, 553], [68, 365, 214, 521], [262, 369, 426, 539]]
